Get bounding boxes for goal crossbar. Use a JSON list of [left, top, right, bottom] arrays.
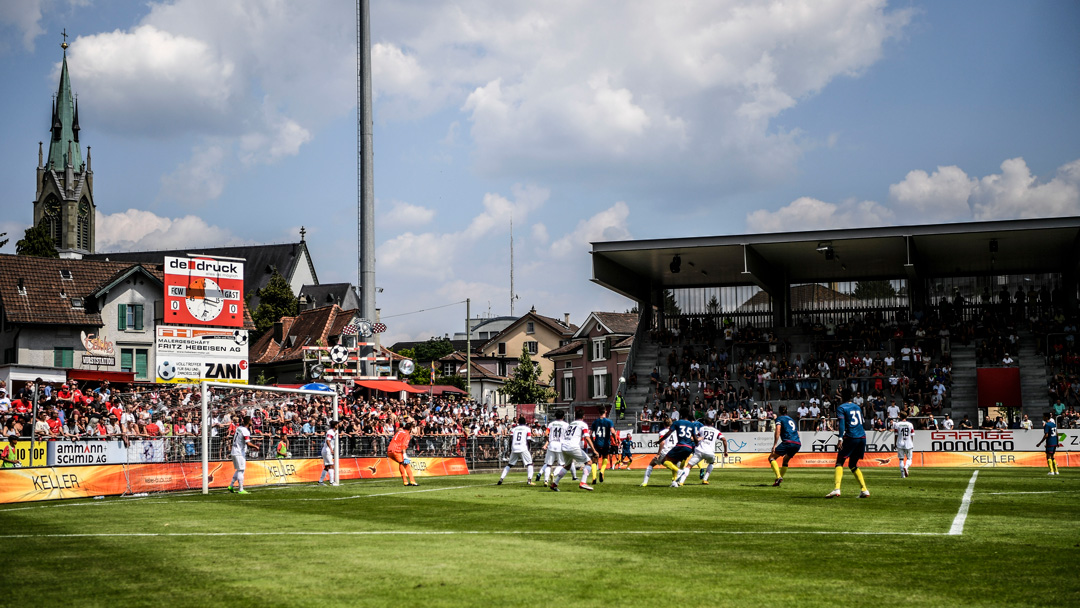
[[200, 381, 340, 494]]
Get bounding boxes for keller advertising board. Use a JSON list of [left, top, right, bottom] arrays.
[[163, 256, 244, 327], [155, 326, 249, 384]]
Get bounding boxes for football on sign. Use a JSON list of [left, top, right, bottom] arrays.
[[164, 256, 244, 327]]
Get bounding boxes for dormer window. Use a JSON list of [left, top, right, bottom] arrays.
[[16, 278, 27, 296], [71, 297, 84, 309], [60, 269, 73, 280]]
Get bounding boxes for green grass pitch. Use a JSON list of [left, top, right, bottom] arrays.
[[1, 468, 1077, 607]]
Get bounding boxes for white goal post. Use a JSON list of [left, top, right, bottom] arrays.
[[199, 381, 340, 494]]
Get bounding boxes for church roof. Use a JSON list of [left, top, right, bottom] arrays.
[[86, 241, 316, 311], [47, 51, 83, 172], [298, 283, 359, 310]]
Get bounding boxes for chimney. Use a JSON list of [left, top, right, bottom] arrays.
[[273, 321, 285, 344], [564, 313, 570, 327]]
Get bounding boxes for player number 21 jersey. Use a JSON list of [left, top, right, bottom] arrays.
[[510, 425, 531, 452], [563, 420, 590, 451]]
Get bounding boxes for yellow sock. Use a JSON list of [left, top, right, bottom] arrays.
[[592, 466, 598, 482], [780, 465, 788, 477], [853, 468, 867, 492], [1048, 458, 1057, 473], [769, 460, 782, 479], [601, 460, 608, 474], [833, 466, 844, 490], [663, 461, 681, 478]]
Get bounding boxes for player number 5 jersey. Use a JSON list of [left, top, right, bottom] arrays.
[[510, 425, 532, 452], [563, 420, 590, 450]]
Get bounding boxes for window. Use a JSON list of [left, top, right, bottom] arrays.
[[135, 349, 148, 380], [526, 321, 535, 334], [118, 304, 144, 331], [497, 360, 508, 376], [498, 342, 506, 356], [59, 269, 73, 280], [592, 338, 610, 361], [53, 347, 73, 368], [525, 341, 538, 355], [589, 371, 610, 399], [121, 348, 149, 378], [43, 197, 61, 247], [565, 360, 572, 369], [77, 201, 91, 250], [562, 376, 576, 401]]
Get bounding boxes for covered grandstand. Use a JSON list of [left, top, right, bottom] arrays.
[[590, 217, 1080, 427]]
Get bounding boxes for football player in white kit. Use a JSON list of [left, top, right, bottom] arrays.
[[550, 410, 597, 492], [318, 420, 339, 486], [640, 420, 678, 487], [538, 410, 568, 486], [676, 422, 727, 485], [894, 411, 915, 478], [228, 415, 259, 494], [499, 417, 535, 485]]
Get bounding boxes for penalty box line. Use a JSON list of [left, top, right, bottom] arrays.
[[0, 529, 952, 540], [948, 470, 979, 536]]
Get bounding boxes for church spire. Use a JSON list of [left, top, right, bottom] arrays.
[[47, 35, 83, 172]]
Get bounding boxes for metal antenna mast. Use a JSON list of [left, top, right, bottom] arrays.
[[510, 215, 515, 316]]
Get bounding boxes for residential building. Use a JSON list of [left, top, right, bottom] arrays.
[[249, 304, 360, 384], [544, 312, 638, 405], [479, 307, 577, 387]]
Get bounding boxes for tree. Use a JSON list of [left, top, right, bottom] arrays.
[[854, 280, 898, 300], [499, 345, 557, 404], [411, 337, 455, 364], [251, 270, 298, 338], [0, 231, 8, 249], [663, 289, 682, 317], [16, 224, 58, 258]]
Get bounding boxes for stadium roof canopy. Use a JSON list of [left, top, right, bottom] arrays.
[[590, 216, 1080, 303]]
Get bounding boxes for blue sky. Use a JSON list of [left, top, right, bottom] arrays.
[[1, 0, 1078, 343]]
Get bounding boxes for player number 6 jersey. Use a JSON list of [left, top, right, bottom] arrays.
[[510, 425, 531, 452]]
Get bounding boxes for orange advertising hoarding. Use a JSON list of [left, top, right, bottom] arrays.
[[0, 457, 469, 504]]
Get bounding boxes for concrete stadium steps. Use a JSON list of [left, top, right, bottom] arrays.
[[619, 341, 660, 430], [1017, 333, 1049, 414], [949, 343, 978, 421]]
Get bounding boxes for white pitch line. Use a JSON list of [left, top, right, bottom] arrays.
[[948, 470, 979, 536], [0, 529, 951, 540], [983, 490, 1079, 495]]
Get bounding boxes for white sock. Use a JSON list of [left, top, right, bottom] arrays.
[[500, 466, 510, 481], [703, 464, 714, 481], [555, 466, 567, 483], [237, 471, 245, 490], [676, 468, 689, 484], [231, 471, 240, 486], [526, 465, 534, 479], [319, 470, 326, 483], [581, 464, 591, 483], [643, 465, 653, 482], [905, 456, 912, 471]]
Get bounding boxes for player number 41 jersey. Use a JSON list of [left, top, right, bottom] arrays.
[[510, 425, 532, 452], [563, 420, 590, 450], [546, 420, 568, 451]]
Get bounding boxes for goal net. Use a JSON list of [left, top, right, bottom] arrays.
[[197, 381, 340, 493]]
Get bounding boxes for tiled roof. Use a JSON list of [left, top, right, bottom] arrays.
[[737, 283, 858, 311], [480, 309, 577, 351], [613, 336, 634, 349], [250, 305, 357, 364], [543, 340, 585, 358], [0, 254, 161, 326], [86, 241, 316, 311], [298, 283, 359, 310], [592, 311, 639, 335]]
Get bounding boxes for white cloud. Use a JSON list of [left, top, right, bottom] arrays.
[[159, 145, 227, 205], [550, 201, 631, 258], [971, 158, 1080, 220], [746, 196, 894, 233], [95, 209, 246, 252], [890, 165, 976, 221], [382, 201, 436, 227], [749, 157, 1080, 233], [374, 1, 912, 193], [377, 184, 549, 279], [0, 0, 44, 51], [531, 223, 549, 244]]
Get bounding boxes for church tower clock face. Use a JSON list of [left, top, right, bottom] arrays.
[[185, 276, 225, 322]]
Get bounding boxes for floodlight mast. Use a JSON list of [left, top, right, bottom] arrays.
[[358, 0, 376, 376]]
